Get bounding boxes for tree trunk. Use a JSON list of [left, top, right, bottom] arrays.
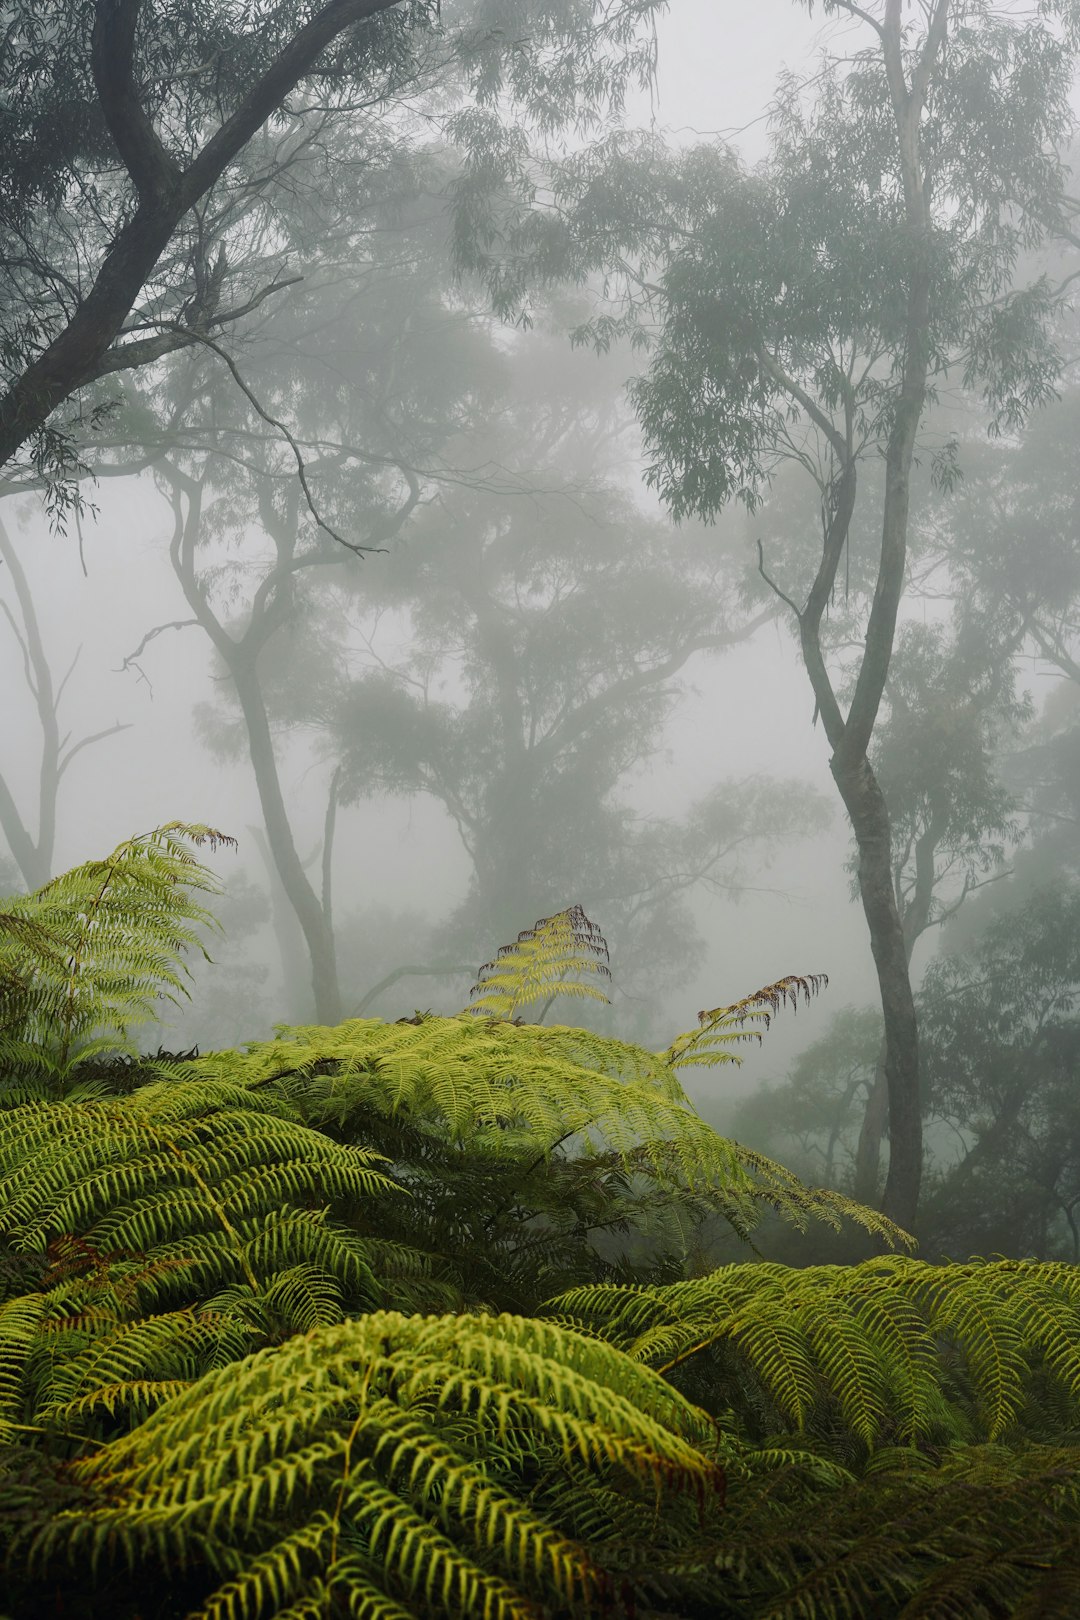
[[852, 1046, 889, 1207], [249, 824, 314, 1026], [0, 512, 59, 890], [231, 665, 342, 1025], [831, 754, 921, 1228], [852, 813, 942, 1206], [164, 465, 342, 1026]]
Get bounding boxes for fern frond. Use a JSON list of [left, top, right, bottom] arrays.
[[553, 1257, 1080, 1452], [464, 905, 611, 1020], [32, 1312, 722, 1619], [665, 974, 829, 1070], [0, 823, 235, 1088], [182, 1017, 902, 1254], [0, 1294, 47, 1440]]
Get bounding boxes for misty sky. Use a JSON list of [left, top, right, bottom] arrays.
[[650, 0, 830, 154]]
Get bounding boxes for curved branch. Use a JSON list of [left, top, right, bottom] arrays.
[[152, 326, 386, 557], [351, 963, 477, 1017], [91, 0, 183, 202], [95, 275, 304, 378]]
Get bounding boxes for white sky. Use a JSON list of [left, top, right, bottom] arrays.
[[648, 0, 833, 157]]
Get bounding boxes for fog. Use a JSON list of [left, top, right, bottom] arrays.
[[3, 0, 1079, 1259]]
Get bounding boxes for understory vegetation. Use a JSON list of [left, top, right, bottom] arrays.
[[3, 828, 1080, 1619]]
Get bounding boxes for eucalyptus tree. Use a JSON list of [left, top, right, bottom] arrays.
[[0, 0, 665, 499], [319, 325, 822, 1018], [548, 1, 1079, 1226], [728, 617, 1029, 1214]]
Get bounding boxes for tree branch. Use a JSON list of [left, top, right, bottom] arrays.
[[825, 1, 886, 40], [756, 538, 803, 622], [94, 275, 304, 379], [755, 345, 850, 462], [116, 617, 201, 680], [153, 325, 388, 557], [0, 0, 410, 478], [181, 0, 413, 208], [91, 0, 183, 202], [56, 721, 133, 781], [352, 963, 477, 1017]]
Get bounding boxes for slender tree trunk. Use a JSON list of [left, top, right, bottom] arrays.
[[852, 1051, 890, 1207], [830, 756, 921, 1226], [776, 6, 949, 1232], [164, 464, 342, 1025], [250, 824, 313, 1026], [0, 514, 57, 889], [852, 813, 942, 1205], [229, 666, 342, 1026]]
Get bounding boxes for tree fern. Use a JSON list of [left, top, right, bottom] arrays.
[[179, 1015, 905, 1255], [665, 975, 829, 1071], [12, 852, 1080, 1615], [0, 1082, 433, 1430]]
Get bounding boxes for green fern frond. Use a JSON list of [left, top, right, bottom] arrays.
[[0, 823, 235, 1089], [181, 1016, 903, 1255], [553, 1257, 1080, 1452], [0, 1089, 410, 1424], [0, 1294, 47, 1440], [665, 974, 829, 1070], [463, 905, 611, 1020], [32, 1312, 722, 1619]]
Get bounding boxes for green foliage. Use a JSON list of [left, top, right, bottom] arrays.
[[6, 835, 1080, 1616], [27, 1311, 724, 1620], [555, 1256, 1080, 1451], [666, 974, 829, 1071], [464, 904, 612, 1019], [175, 1007, 906, 1260], [627, 5, 1076, 527], [0, 823, 233, 1090], [0, 1080, 416, 1438]]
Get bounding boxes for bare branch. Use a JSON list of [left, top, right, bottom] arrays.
[[0, 599, 36, 698], [352, 963, 477, 1017], [154, 325, 388, 557], [756, 538, 803, 621], [825, 1, 886, 40], [116, 617, 201, 677], [56, 721, 133, 781], [96, 275, 304, 378]]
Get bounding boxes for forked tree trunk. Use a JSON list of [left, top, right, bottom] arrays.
[[165, 464, 343, 1027]]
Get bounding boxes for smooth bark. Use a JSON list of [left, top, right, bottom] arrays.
[[0, 512, 129, 889]]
